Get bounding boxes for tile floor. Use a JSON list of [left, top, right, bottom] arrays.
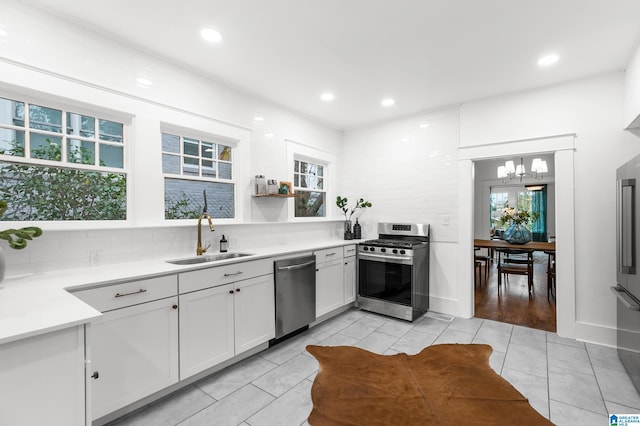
[[109, 309, 640, 426]]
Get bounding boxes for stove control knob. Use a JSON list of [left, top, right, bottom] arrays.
[[369, 247, 375, 252], [363, 246, 368, 251], [381, 248, 386, 253], [400, 250, 406, 255], [392, 249, 398, 254]]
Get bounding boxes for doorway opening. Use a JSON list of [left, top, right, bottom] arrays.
[[473, 154, 556, 332], [458, 134, 576, 339]]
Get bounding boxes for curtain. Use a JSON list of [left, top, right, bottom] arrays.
[[531, 186, 547, 242]]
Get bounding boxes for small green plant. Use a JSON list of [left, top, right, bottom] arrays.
[[0, 201, 43, 249], [336, 196, 372, 220]]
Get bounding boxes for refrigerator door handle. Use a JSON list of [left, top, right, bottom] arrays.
[[611, 286, 640, 311], [617, 178, 636, 274]]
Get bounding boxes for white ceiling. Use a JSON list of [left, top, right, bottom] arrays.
[[17, 0, 640, 130]]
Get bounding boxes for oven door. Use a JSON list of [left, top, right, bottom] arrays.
[[358, 252, 413, 306]]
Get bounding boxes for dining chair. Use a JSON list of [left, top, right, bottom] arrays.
[[474, 259, 483, 288], [474, 248, 490, 284], [544, 250, 556, 299], [496, 248, 534, 295]]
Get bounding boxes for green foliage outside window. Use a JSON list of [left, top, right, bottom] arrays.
[[0, 139, 126, 221], [165, 192, 202, 220]]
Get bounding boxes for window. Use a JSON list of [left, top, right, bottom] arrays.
[[490, 186, 541, 233], [0, 96, 127, 221], [489, 191, 508, 230], [161, 131, 235, 219], [293, 158, 326, 217]]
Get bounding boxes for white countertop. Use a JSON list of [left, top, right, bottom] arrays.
[[0, 239, 360, 345]]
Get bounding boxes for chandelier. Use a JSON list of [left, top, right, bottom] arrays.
[[497, 157, 548, 182]]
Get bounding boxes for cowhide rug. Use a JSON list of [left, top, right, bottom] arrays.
[[306, 344, 553, 425]]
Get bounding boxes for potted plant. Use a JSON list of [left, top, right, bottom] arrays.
[[336, 196, 372, 240], [499, 206, 539, 244], [0, 200, 43, 282]]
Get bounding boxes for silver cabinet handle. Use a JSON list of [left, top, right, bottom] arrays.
[[611, 286, 640, 311], [115, 289, 147, 298], [277, 260, 315, 271], [325, 252, 337, 257], [224, 271, 243, 277]]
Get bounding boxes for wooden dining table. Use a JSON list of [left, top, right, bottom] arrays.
[[475, 239, 556, 293], [474, 239, 555, 252]]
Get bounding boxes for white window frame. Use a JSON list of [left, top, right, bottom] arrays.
[[161, 124, 239, 222], [0, 90, 131, 228], [286, 139, 335, 222]]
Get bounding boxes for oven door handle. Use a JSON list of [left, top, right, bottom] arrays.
[[358, 252, 413, 263]]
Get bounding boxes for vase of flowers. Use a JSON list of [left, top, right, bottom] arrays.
[[499, 207, 539, 245], [336, 196, 372, 240], [0, 201, 43, 282]]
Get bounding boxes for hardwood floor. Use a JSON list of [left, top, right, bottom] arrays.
[[474, 252, 556, 332]]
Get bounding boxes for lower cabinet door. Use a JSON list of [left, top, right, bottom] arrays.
[[234, 274, 275, 354], [0, 326, 86, 426], [179, 284, 235, 380], [89, 297, 179, 420], [343, 256, 356, 304], [316, 259, 345, 317]]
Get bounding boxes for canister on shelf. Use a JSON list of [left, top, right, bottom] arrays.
[[255, 175, 267, 194], [267, 179, 279, 194]]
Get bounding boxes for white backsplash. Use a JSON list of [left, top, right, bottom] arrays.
[[2, 221, 347, 278]]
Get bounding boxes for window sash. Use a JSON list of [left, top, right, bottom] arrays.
[[0, 97, 126, 171], [161, 132, 234, 182]]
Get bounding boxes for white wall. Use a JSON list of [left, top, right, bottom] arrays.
[[0, 0, 344, 276], [341, 107, 461, 315], [461, 71, 640, 345], [624, 43, 640, 130]]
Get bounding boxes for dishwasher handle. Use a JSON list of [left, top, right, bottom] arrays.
[[612, 286, 640, 311], [277, 260, 316, 271]]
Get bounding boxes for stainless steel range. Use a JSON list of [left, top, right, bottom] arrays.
[[357, 223, 430, 321]]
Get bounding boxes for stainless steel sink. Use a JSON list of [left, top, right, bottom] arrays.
[[166, 253, 254, 265]]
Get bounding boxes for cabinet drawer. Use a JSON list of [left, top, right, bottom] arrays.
[[343, 244, 357, 258], [314, 247, 343, 263], [72, 275, 178, 312], [179, 258, 273, 294]]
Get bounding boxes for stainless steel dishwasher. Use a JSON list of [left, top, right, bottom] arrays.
[[274, 255, 316, 339]]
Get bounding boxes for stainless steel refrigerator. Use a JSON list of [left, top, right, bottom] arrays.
[[613, 153, 640, 392]]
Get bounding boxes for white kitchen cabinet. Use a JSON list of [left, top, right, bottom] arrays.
[[72, 275, 180, 421], [343, 252, 356, 304], [179, 284, 235, 379], [234, 274, 276, 353], [315, 247, 345, 317], [88, 296, 179, 420], [178, 261, 275, 380], [0, 326, 86, 426]]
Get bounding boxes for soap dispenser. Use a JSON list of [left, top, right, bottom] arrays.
[[353, 219, 362, 239], [220, 235, 228, 252]]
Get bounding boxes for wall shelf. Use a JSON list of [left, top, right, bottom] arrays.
[[253, 193, 298, 198]]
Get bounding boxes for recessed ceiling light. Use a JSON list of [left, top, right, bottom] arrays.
[[419, 123, 429, 128], [381, 98, 395, 107], [253, 116, 265, 122], [320, 93, 335, 102], [136, 77, 153, 87], [265, 132, 275, 139], [537, 54, 559, 67], [201, 28, 222, 43]]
